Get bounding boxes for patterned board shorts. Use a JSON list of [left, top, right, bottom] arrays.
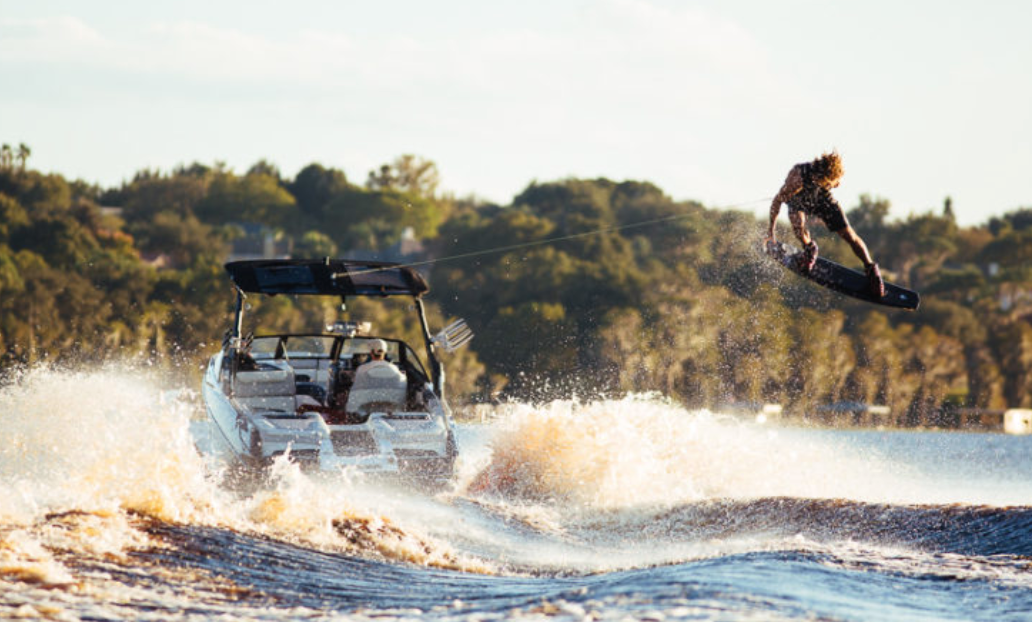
[[790, 199, 849, 232]]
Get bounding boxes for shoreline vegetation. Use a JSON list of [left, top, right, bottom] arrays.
[[1, 151, 1031, 431]]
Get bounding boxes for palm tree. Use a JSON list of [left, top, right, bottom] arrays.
[[0, 144, 12, 169], [16, 143, 30, 171]]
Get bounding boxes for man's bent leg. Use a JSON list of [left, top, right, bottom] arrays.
[[837, 226, 884, 298], [790, 211, 818, 273], [836, 226, 875, 267]]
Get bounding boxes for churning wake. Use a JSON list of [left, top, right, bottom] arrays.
[[2, 366, 1031, 622], [0, 366, 486, 593], [465, 395, 1010, 509]]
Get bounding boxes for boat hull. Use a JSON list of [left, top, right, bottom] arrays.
[[201, 348, 454, 483]]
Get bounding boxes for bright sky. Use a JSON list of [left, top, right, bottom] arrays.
[[1, 0, 1030, 226]]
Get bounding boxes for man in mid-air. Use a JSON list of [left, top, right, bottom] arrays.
[[765, 151, 885, 298]]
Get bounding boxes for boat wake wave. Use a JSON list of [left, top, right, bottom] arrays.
[[3, 367, 1032, 621], [0, 366, 484, 589], [457, 397, 1032, 571], [552, 496, 1032, 562], [466, 396, 939, 509]]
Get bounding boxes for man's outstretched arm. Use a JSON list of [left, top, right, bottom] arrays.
[[767, 166, 803, 240]]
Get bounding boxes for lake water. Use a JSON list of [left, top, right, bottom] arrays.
[[2, 367, 1030, 621]]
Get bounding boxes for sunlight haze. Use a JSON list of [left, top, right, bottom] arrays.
[[1, 0, 1029, 225]]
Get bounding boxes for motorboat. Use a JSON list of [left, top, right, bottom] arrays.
[[201, 258, 473, 485]]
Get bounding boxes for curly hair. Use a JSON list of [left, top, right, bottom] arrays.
[[809, 150, 844, 184]]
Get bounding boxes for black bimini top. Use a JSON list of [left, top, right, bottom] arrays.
[[225, 259, 429, 298]]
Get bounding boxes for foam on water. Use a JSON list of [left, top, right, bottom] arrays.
[[2, 366, 1028, 590], [0, 365, 212, 523], [3, 368, 1032, 620], [465, 395, 946, 511], [0, 365, 485, 579]]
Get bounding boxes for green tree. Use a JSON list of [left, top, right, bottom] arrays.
[[847, 194, 891, 243], [288, 163, 350, 219], [293, 231, 338, 258], [978, 228, 1032, 268], [786, 308, 855, 417], [129, 212, 227, 267], [16, 143, 31, 171], [195, 170, 297, 228], [514, 178, 614, 235], [903, 325, 965, 426], [965, 344, 1005, 410], [989, 319, 1032, 407], [322, 187, 444, 251], [0, 194, 29, 242], [587, 306, 646, 395], [366, 154, 440, 199], [848, 313, 904, 415], [11, 215, 100, 267], [0, 170, 72, 218], [881, 212, 958, 288], [951, 226, 994, 263], [246, 159, 283, 182], [119, 171, 210, 223]]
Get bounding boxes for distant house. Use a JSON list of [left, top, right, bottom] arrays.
[[139, 251, 173, 269], [343, 227, 429, 271], [224, 224, 427, 267], [954, 408, 1006, 431], [718, 401, 783, 424], [228, 222, 292, 262], [815, 401, 891, 427], [954, 408, 1032, 434]]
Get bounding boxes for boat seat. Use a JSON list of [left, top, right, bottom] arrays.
[[234, 364, 296, 412], [290, 358, 333, 385], [295, 394, 323, 411], [346, 363, 407, 413], [295, 381, 328, 405]]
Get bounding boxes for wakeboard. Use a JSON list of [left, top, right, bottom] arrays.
[[765, 241, 920, 311]]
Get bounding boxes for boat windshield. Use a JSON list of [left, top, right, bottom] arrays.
[[246, 335, 429, 379], [250, 335, 336, 360]]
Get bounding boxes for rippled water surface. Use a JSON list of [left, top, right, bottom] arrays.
[[2, 367, 1031, 621]]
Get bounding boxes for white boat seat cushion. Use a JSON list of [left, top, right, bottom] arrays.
[[234, 367, 293, 396], [234, 366, 296, 412], [346, 362, 407, 412], [295, 394, 322, 410]]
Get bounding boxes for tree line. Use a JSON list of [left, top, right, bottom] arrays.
[[1, 151, 1030, 425]]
